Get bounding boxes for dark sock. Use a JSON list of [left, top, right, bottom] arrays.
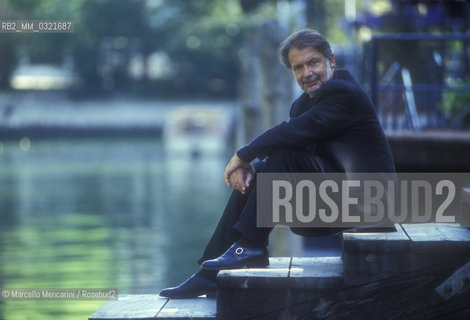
[[197, 268, 218, 280], [237, 235, 261, 248]]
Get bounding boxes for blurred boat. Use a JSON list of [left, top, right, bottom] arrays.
[[10, 64, 77, 90], [163, 107, 233, 157]]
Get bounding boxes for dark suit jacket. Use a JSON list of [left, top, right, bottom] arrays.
[[236, 69, 395, 173]]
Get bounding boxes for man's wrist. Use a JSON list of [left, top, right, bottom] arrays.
[[236, 148, 254, 165]]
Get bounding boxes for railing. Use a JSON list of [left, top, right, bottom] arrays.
[[369, 33, 470, 131]]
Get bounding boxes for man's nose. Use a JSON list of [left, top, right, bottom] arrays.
[[302, 64, 314, 77]]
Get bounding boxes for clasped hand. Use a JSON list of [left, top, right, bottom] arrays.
[[224, 154, 254, 195]]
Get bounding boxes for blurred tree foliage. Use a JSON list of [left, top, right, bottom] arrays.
[[0, 0, 284, 98], [441, 77, 470, 126], [360, 1, 470, 84]]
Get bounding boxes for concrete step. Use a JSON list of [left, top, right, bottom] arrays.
[[89, 223, 470, 319], [88, 294, 216, 320], [343, 223, 470, 286], [216, 256, 343, 320]]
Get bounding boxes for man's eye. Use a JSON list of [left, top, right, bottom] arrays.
[[308, 60, 319, 67]]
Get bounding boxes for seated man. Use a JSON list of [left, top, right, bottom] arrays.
[[160, 28, 395, 299]]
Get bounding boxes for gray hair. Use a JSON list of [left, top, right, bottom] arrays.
[[279, 29, 333, 69]]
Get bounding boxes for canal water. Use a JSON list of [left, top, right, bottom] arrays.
[[0, 137, 231, 320]]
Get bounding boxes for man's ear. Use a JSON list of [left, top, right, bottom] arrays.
[[329, 53, 336, 69]]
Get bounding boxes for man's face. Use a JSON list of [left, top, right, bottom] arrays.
[[288, 46, 335, 97]]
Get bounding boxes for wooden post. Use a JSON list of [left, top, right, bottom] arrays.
[[238, 21, 293, 143], [238, 22, 299, 256]]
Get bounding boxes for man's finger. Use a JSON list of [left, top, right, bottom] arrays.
[[244, 175, 252, 189], [224, 173, 231, 187]]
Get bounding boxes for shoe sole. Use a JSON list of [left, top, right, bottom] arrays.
[[160, 289, 217, 299], [202, 258, 269, 270]]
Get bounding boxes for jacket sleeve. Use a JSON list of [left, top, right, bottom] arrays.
[[236, 85, 361, 162]]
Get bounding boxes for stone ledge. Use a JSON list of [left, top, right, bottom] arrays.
[[217, 257, 344, 290], [342, 223, 470, 286], [216, 257, 344, 320], [88, 294, 216, 320]]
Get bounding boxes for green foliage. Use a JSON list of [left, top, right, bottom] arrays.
[[441, 78, 470, 124], [0, 0, 285, 97], [142, 0, 248, 98], [80, 0, 148, 37]]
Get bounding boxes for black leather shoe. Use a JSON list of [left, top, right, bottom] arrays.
[[159, 272, 217, 299], [201, 242, 269, 270]]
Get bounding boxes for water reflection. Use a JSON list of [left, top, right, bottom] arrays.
[[0, 137, 230, 320]]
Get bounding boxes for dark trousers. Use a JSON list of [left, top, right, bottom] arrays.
[[198, 148, 342, 265]]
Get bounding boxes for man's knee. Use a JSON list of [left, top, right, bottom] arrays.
[[269, 148, 299, 162], [263, 148, 310, 172], [264, 148, 305, 172], [265, 148, 336, 173]]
